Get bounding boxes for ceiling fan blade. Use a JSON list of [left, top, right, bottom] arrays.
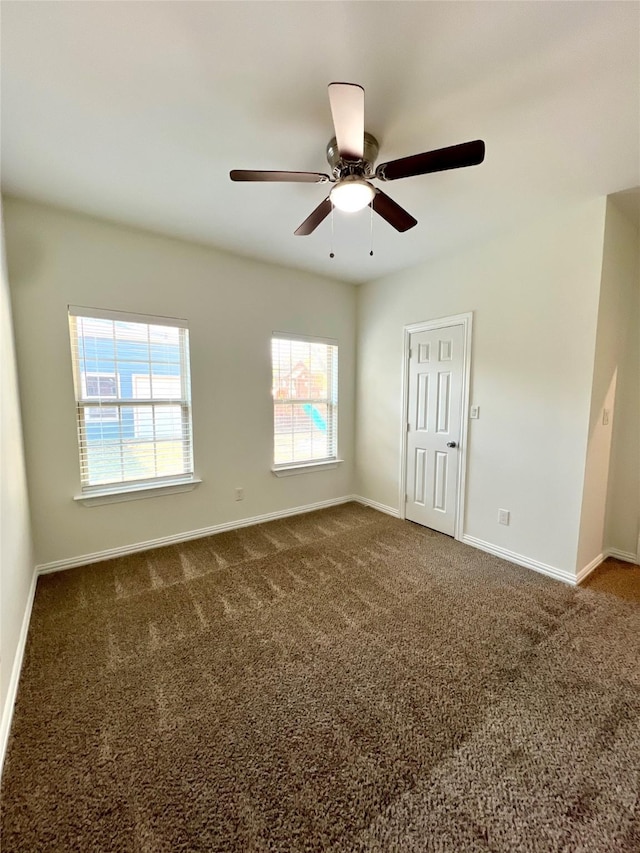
[[230, 170, 330, 183], [294, 198, 333, 236], [328, 82, 365, 161], [376, 140, 485, 182], [371, 190, 417, 232]]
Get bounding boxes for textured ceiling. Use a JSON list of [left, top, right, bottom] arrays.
[[2, 1, 639, 283]]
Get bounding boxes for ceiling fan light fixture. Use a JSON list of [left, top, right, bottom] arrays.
[[330, 177, 375, 213]]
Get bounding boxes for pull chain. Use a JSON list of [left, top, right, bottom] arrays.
[[369, 202, 374, 257], [327, 206, 375, 258], [329, 205, 335, 259]]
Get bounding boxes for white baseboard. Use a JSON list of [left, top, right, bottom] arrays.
[[575, 553, 605, 584], [0, 568, 38, 779], [353, 496, 400, 518], [462, 534, 577, 586], [35, 495, 360, 575], [605, 548, 639, 565], [462, 538, 640, 586], [575, 548, 639, 586]]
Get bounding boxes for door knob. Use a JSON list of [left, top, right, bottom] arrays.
[[446, 441, 457, 448]]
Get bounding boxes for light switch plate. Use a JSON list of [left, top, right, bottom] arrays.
[[470, 406, 480, 419]]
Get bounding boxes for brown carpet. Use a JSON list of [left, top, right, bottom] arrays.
[[584, 557, 640, 604], [2, 503, 639, 852]]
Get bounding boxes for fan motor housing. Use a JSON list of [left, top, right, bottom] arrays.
[[326, 132, 379, 178]]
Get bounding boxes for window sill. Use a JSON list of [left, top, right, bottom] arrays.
[[74, 477, 202, 506], [271, 460, 344, 477]]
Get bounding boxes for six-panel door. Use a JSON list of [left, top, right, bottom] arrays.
[[405, 324, 464, 535]]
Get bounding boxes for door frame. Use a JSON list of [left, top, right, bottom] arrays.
[[399, 312, 473, 541]]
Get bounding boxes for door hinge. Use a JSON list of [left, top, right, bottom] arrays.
[[406, 422, 410, 431]]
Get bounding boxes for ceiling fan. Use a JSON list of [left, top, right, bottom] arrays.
[[230, 82, 485, 236]]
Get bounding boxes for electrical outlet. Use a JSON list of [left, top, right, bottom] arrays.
[[602, 409, 610, 426], [470, 406, 480, 419], [498, 508, 510, 526], [234, 487, 244, 501]]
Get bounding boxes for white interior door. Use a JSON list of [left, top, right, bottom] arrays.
[[405, 324, 465, 535]]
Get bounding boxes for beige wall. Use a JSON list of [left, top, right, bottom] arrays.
[[355, 199, 607, 577], [0, 204, 34, 755], [3, 198, 356, 566], [601, 201, 640, 561]]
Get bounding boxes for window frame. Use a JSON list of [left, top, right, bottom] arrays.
[[68, 305, 198, 503], [271, 332, 342, 475]]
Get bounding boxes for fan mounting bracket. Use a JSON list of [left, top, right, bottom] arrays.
[[326, 132, 379, 179]]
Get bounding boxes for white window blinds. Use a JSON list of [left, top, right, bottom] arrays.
[[68, 306, 194, 492], [271, 334, 338, 467]]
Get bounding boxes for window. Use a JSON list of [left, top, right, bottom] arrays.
[[271, 334, 338, 469], [69, 306, 194, 495]]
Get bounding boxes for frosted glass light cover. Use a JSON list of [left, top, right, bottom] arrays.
[[330, 179, 375, 212]]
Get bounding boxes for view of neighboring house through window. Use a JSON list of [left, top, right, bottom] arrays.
[[82, 373, 119, 421], [271, 334, 338, 467], [68, 306, 194, 492]]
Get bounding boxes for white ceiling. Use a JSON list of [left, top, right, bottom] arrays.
[[2, 1, 639, 284]]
